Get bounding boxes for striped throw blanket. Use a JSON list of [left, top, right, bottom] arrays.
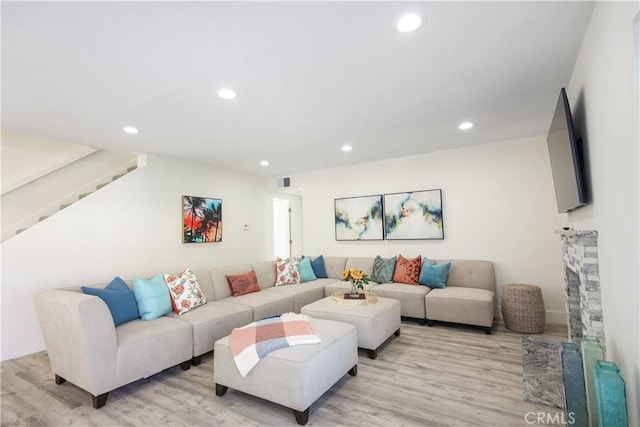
[[230, 313, 321, 377]]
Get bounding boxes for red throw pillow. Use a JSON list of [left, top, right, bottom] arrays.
[[393, 255, 422, 285], [226, 271, 261, 296]]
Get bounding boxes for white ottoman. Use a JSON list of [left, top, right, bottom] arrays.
[[214, 318, 357, 425], [301, 295, 401, 359]]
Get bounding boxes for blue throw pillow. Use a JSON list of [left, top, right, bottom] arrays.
[[298, 256, 317, 282], [133, 274, 172, 320], [419, 260, 451, 288], [81, 277, 140, 326], [310, 255, 328, 278], [371, 255, 397, 283]]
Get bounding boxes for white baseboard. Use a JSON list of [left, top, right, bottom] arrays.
[[545, 310, 567, 325]]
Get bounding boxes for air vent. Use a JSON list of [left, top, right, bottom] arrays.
[[276, 177, 291, 188]]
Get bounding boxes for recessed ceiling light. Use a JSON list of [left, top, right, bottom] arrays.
[[458, 122, 474, 130], [260, 160, 269, 166], [123, 126, 139, 134], [341, 145, 353, 152], [217, 88, 237, 100], [395, 12, 424, 33]]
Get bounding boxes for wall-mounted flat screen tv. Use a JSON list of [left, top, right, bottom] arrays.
[[546, 88, 587, 213]]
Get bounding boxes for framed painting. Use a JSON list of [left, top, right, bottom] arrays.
[[182, 195, 222, 243], [384, 189, 444, 240], [335, 195, 383, 241]]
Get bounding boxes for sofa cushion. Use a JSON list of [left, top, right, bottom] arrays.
[[226, 271, 261, 296], [435, 260, 496, 291], [132, 274, 173, 320], [425, 287, 495, 327], [251, 261, 277, 289], [263, 283, 325, 312], [393, 255, 422, 285], [115, 316, 192, 388], [321, 256, 348, 279], [220, 292, 294, 321], [344, 257, 375, 277], [275, 258, 301, 286], [310, 255, 328, 278], [371, 282, 430, 319], [81, 277, 140, 326], [211, 265, 254, 300], [371, 255, 396, 284], [164, 268, 207, 315], [298, 257, 317, 282], [191, 270, 215, 301], [419, 260, 451, 289], [167, 301, 253, 357]]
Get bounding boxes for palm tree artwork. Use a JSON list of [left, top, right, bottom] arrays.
[[182, 196, 222, 243]]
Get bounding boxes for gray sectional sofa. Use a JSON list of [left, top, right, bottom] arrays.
[[34, 256, 495, 408]]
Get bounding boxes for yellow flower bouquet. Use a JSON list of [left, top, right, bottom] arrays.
[[341, 268, 370, 295]]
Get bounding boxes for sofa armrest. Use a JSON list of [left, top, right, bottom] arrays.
[[34, 290, 117, 396]]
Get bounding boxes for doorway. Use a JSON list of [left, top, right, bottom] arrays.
[[273, 198, 291, 259]]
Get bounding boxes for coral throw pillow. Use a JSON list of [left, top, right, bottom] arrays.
[[226, 271, 261, 296], [164, 268, 207, 315], [275, 257, 301, 286], [393, 255, 422, 285]]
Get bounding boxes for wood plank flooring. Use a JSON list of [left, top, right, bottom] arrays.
[[1, 321, 567, 427]]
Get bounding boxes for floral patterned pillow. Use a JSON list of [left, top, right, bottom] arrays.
[[164, 268, 207, 315], [392, 255, 422, 285], [275, 257, 301, 286]]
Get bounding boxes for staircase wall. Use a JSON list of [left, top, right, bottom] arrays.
[[1, 131, 97, 195], [1, 150, 137, 242]]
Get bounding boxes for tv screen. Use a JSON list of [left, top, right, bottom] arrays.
[[546, 88, 586, 213]]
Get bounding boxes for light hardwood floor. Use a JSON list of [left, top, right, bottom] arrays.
[[1, 321, 567, 427]]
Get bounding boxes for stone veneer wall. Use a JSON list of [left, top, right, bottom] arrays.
[[560, 230, 605, 351]]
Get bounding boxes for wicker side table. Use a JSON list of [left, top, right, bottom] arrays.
[[501, 284, 545, 333]]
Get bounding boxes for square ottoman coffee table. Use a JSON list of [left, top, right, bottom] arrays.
[[301, 294, 401, 359], [214, 318, 357, 425]]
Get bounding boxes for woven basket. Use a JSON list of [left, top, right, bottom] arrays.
[[502, 284, 545, 333]]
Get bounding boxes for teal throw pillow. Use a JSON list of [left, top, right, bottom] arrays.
[[310, 255, 328, 278], [82, 277, 140, 326], [298, 256, 317, 282], [133, 274, 172, 320], [371, 255, 397, 283], [419, 260, 451, 288]]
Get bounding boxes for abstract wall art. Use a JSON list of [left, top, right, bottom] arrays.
[[335, 195, 383, 241], [384, 189, 444, 240], [182, 195, 222, 243]]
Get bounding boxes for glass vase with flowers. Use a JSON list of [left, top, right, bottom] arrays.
[[341, 269, 370, 296]]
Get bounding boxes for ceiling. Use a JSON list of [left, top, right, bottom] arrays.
[[2, 1, 595, 178]]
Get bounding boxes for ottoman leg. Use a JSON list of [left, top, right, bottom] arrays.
[[368, 349, 377, 360], [293, 407, 310, 425], [348, 364, 358, 376], [426, 319, 435, 327], [483, 327, 492, 335], [394, 328, 401, 337], [215, 383, 228, 396]]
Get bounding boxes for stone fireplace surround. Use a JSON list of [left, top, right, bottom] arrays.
[[560, 230, 605, 353]]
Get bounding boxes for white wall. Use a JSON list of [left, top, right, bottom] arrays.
[[1, 154, 272, 361], [1, 132, 97, 194], [565, 2, 639, 424], [291, 135, 566, 323]]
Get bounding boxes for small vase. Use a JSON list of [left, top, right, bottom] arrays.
[[350, 281, 359, 296]]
